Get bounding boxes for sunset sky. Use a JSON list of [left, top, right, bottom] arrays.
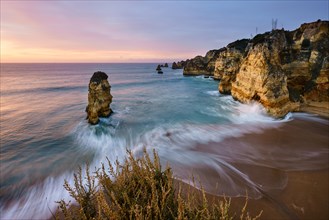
[[1, 0, 328, 63]]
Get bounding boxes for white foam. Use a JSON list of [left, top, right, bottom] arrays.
[[230, 102, 276, 124], [0, 99, 300, 218], [129, 122, 287, 199], [1, 173, 73, 219], [133, 122, 274, 155], [1, 121, 130, 219], [218, 96, 292, 124], [291, 112, 329, 124], [205, 90, 220, 96]]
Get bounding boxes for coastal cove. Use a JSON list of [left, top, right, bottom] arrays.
[[177, 20, 329, 119], [0, 63, 328, 219]]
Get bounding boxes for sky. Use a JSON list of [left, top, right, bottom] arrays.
[[1, 0, 328, 63]]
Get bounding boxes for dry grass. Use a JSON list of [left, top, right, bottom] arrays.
[[56, 150, 262, 220]]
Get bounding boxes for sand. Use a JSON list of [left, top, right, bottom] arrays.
[[173, 114, 329, 219], [53, 113, 328, 219]]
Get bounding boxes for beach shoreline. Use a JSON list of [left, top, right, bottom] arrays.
[[299, 101, 329, 119], [169, 114, 329, 219], [51, 113, 328, 219]]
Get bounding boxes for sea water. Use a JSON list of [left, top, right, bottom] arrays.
[[0, 63, 328, 219]]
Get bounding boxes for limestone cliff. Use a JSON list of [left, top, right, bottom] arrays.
[[86, 71, 113, 125], [172, 60, 186, 69], [214, 39, 249, 94], [176, 20, 328, 117], [183, 49, 224, 76], [230, 20, 329, 117], [231, 30, 295, 117]]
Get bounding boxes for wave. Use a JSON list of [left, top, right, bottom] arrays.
[[1, 119, 129, 219], [205, 90, 221, 96], [1, 101, 327, 219], [0, 173, 73, 219], [217, 96, 292, 123]]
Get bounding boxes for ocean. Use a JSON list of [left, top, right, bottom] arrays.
[[1, 63, 328, 219]]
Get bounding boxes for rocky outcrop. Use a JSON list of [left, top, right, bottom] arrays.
[[214, 39, 249, 94], [230, 20, 329, 117], [159, 63, 168, 68], [86, 71, 113, 125], [304, 56, 329, 102], [172, 60, 186, 69], [183, 55, 208, 75], [283, 21, 329, 103], [178, 20, 328, 117], [156, 65, 162, 71], [231, 30, 295, 117], [172, 62, 179, 69], [183, 49, 224, 76]]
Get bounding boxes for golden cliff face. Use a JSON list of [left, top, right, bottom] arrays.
[[214, 48, 244, 94], [230, 20, 328, 117], [86, 71, 113, 125], [176, 20, 328, 117], [231, 31, 295, 117]]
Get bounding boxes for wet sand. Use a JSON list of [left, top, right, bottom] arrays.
[[221, 170, 328, 220], [171, 114, 329, 219], [53, 114, 328, 219]]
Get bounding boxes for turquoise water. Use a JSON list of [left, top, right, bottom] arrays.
[[1, 63, 328, 219]]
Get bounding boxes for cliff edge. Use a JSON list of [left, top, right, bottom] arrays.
[[177, 20, 329, 118], [231, 20, 328, 117]]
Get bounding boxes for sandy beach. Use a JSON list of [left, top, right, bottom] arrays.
[[171, 114, 329, 219]]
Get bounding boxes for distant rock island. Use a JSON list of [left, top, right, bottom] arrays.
[[174, 20, 329, 118], [86, 71, 113, 125]]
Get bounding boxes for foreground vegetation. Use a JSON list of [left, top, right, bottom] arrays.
[[56, 150, 262, 219]]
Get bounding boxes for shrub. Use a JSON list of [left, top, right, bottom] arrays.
[[56, 150, 262, 220]]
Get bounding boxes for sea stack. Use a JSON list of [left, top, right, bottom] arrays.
[[86, 71, 113, 125]]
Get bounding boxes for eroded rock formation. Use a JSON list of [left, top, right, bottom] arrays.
[[214, 39, 249, 94], [86, 71, 113, 125], [180, 20, 329, 117], [231, 30, 295, 117], [183, 49, 224, 76], [172, 60, 186, 69], [230, 20, 328, 117]]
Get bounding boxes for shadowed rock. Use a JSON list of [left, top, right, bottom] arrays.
[[183, 49, 225, 76], [86, 71, 113, 125], [172, 61, 186, 69], [214, 39, 250, 94]]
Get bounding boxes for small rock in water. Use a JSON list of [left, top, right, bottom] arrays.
[[86, 71, 113, 125], [156, 65, 162, 71]]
